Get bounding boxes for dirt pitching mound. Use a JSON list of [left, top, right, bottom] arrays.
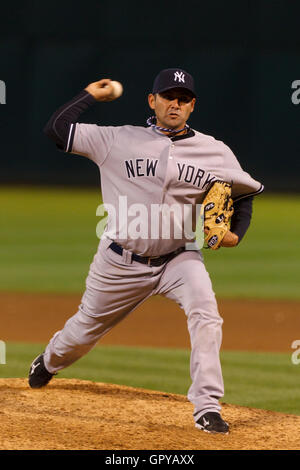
[[0, 378, 299, 450]]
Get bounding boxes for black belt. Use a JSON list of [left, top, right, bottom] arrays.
[[109, 242, 185, 266]]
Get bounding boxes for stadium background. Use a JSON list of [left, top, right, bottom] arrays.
[[1, 0, 300, 450], [1, 0, 300, 189]]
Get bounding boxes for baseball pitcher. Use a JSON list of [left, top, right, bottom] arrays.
[[28, 68, 263, 434]]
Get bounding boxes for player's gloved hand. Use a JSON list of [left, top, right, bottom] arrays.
[[202, 181, 235, 250], [85, 79, 117, 102]]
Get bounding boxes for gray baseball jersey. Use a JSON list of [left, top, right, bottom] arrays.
[[43, 121, 263, 423], [71, 123, 263, 256]]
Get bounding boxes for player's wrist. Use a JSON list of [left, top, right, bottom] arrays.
[[230, 231, 239, 243], [84, 85, 99, 100], [220, 231, 239, 247]]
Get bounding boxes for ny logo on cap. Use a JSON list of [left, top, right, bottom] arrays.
[[174, 71, 185, 83]]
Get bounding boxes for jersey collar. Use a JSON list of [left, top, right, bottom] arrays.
[[169, 129, 195, 142], [149, 126, 195, 141]]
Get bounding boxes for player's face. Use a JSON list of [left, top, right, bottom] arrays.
[[148, 89, 196, 132]]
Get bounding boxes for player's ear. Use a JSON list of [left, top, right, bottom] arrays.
[[190, 97, 196, 113], [148, 93, 156, 110]]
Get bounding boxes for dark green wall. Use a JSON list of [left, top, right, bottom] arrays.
[[1, 0, 300, 190]]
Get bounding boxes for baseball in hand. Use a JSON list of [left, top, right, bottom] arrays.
[[110, 81, 123, 99]]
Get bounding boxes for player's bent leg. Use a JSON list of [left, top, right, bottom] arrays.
[[154, 249, 226, 430], [39, 238, 160, 376], [42, 277, 153, 375], [43, 296, 135, 374], [29, 286, 152, 386]]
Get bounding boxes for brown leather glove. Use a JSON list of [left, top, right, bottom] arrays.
[[202, 181, 234, 250]]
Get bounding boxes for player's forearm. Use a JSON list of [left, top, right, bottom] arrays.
[[230, 196, 253, 243], [43, 90, 97, 151]]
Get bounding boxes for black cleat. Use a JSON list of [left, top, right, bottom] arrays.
[[28, 354, 54, 389], [195, 412, 229, 434]]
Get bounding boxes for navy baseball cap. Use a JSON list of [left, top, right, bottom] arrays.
[[152, 68, 196, 97]]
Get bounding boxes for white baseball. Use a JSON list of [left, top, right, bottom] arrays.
[[110, 81, 123, 98]]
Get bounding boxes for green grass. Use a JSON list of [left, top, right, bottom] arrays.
[[1, 342, 300, 416], [0, 187, 300, 298], [0, 186, 101, 293]]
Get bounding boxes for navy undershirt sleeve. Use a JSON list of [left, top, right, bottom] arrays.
[[231, 196, 253, 243], [43, 90, 97, 151]]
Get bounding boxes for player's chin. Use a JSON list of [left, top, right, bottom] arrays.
[[165, 116, 184, 129]]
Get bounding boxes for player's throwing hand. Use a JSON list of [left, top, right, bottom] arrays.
[[85, 79, 118, 102]]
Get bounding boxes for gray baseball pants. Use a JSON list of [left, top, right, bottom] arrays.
[[44, 237, 224, 422]]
